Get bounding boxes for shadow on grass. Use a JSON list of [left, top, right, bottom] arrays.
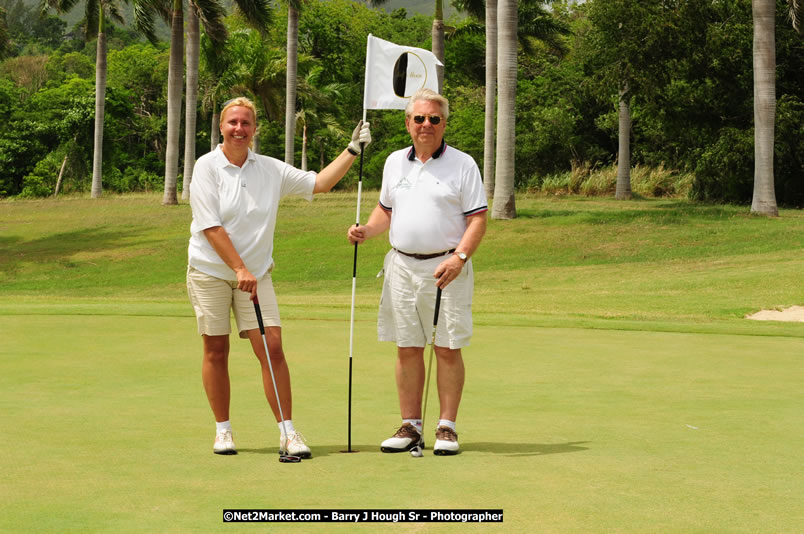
[[0, 227, 147, 274], [238, 441, 590, 458]]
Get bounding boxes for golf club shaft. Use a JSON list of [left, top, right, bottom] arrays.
[[253, 297, 289, 444], [421, 287, 443, 440]]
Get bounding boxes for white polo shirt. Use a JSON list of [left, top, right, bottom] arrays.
[[379, 141, 488, 254], [188, 146, 316, 281]]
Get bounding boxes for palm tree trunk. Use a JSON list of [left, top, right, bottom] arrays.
[[750, 0, 778, 216], [163, 0, 183, 206], [492, 0, 517, 220], [284, 5, 299, 164], [615, 81, 632, 200], [301, 122, 307, 171], [91, 28, 106, 198], [210, 111, 220, 150], [182, 8, 199, 202], [484, 0, 497, 201], [432, 0, 445, 91]]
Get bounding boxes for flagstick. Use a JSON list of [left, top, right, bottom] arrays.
[[345, 110, 367, 454]]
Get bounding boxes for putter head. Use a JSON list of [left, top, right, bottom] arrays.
[[409, 445, 423, 457], [279, 454, 302, 463]]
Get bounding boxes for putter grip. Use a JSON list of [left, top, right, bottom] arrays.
[[253, 297, 266, 335], [433, 287, 443, 326]]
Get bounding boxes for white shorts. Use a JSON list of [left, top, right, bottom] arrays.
[[187, 265, 281, 338], [378, 249, 474, 349]]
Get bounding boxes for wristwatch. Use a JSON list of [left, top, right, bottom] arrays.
[[454, 251, 468, 262]]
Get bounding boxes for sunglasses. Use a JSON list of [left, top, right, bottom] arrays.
[[412, 114, 443, 125]]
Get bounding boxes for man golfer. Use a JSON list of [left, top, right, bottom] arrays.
[[347, 89, 487, 455], [187, 96, 370, 457]]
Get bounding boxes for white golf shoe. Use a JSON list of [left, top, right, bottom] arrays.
[[281, 431, 312, 459], [381, 423, 423, 453], [433, 426, 460, 455], [213, 429, 237, 455]]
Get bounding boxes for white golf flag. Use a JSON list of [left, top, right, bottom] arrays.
[[363, 34, 443, 110]]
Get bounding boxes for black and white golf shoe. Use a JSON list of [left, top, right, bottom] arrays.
[[380, 423, 424, 453]]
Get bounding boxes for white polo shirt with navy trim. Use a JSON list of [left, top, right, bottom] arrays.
[[188, 145, 316, 281], [378, 141, 488, 254]]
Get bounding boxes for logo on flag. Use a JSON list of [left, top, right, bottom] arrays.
[[363, 34, 443, 110]]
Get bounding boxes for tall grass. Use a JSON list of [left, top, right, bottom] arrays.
[[535, 163, 694, 198]]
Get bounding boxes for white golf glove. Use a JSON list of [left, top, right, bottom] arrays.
[[347, 121, 371, 155]]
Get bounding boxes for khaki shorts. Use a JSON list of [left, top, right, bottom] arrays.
[[377, 249, 474, 349], [187, 265, 281, 338]]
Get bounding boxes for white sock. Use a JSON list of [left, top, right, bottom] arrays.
[[216, 420, 232, 433], [403, 419, 423, 433], [278, 420, 295, 436], [438, 419, 456, 431]]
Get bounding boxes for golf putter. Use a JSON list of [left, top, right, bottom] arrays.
[[253, 296, 301, 463], [411, 287, 443, 458]]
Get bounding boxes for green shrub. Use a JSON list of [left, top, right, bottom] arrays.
[[691, 128, 753, 203], [19, 151, 64, 197]]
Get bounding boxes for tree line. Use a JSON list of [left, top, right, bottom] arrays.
[[0, 0, 802, 214]]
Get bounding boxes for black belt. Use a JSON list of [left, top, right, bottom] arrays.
[[394, 248, 455, 260]]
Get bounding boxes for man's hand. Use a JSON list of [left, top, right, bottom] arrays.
[[347, 121, 371, 155], [347, 224, 367, 244], [433, 254, 465, 289]]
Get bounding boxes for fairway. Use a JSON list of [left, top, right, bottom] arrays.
[[2, 194, 803, 532]]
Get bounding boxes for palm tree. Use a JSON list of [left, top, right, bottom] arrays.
[[162, 0, 270, 205], [432, 0, 445, 90], [750, 0, 800, 216], [454, 0, 570, 206], [162, 0, 185, 205], [483, 0, 497, 201], [492, 0, 517, 219], [225, 27, 287, 124], [180, 8, 200, 201], [284, 0, 303, 164], [42, 0, 150, 199], [615, 80, 632, 200], [199, 29, 233, 150], [751, 0, 776, 215], [294, 66, 346, 170]]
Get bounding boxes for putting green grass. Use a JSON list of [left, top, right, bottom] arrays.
[[2, 193, 803, 531], [1, 314, 802, 532]]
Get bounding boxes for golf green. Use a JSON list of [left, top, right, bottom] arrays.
[[2, 313, 801, 532]]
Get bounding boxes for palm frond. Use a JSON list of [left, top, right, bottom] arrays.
[[233, 0, 272, 35], [133, 0, 171, 31], [84, 0, 99, 37], [106, 1, 126, 25], [448, 19, 484, 40], [131, 1, 158, 44], [451, 0, 484, 21], [790, 0, 801, 33], [190, 0, 227, 44]]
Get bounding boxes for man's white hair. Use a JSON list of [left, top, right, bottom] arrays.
[[405, 89, 449, 120]]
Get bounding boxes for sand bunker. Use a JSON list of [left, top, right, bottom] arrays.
[[746, 305, 804, 323]]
